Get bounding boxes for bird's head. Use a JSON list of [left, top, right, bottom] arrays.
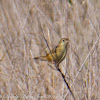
[[59, 38, 69, 47]]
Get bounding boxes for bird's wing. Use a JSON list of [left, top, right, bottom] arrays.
[[51, 45, 58, 54]]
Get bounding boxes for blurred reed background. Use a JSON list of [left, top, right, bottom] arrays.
[[0, 0, 100, 100]]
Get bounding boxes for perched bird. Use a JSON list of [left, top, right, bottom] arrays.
[[34, 38, 75, 100], [34, 38, 69, 66]]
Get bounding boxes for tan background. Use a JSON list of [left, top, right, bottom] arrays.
[[0, 0, 100, 100]]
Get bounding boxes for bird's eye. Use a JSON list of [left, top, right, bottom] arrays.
[[63, 39, 65, 42]]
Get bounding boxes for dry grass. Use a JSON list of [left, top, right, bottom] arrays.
[[0, 0, 100, 100]]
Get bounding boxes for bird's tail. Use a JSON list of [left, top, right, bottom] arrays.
[[33, 56, 47, 61]]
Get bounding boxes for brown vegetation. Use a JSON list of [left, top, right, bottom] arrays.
[[0, 0, 100, 100]]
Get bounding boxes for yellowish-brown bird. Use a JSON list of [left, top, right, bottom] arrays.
[[34, 38, 69, 66]]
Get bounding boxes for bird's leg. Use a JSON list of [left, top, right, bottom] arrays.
[[55, 63, 59, 68]]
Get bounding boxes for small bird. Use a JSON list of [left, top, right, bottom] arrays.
[[34, 38, 69, 66]]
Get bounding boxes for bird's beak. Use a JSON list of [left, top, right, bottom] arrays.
[[66, 38, 70, 43]]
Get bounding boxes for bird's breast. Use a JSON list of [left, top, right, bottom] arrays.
[[56, 46, 67, 62]]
